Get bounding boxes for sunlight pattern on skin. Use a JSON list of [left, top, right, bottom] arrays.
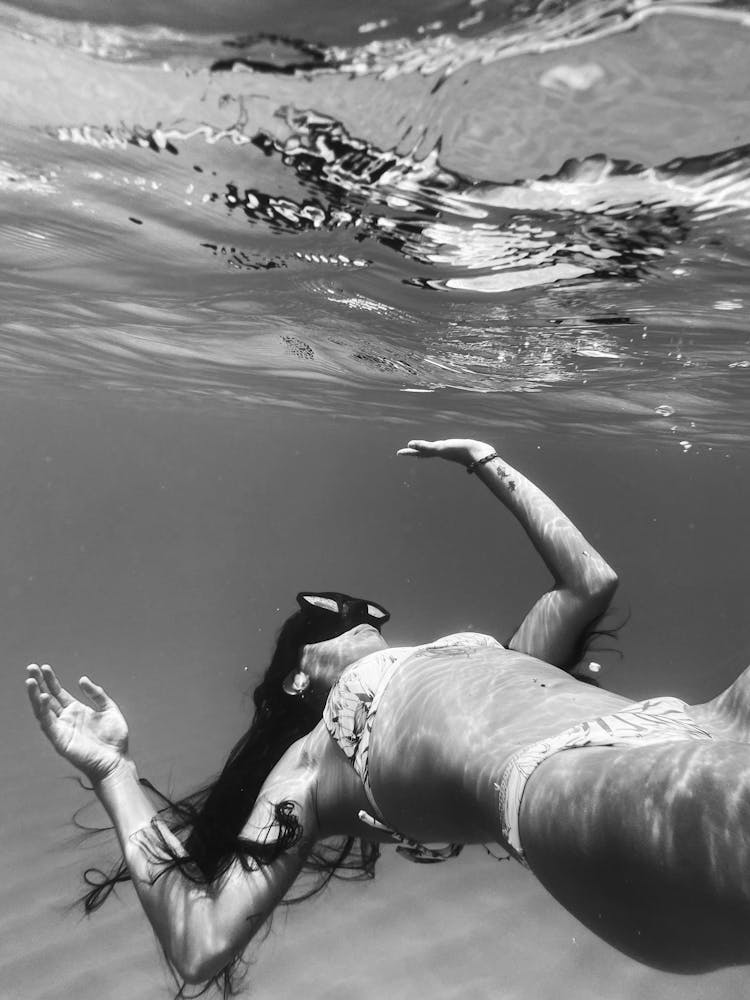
[[497, 695, 714, 863], [299, 626, 388, 708], [519, 735, 750, 967]]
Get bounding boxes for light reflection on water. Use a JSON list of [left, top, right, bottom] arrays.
[[1, 0, 750, 446]]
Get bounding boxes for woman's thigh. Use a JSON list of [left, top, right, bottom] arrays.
[[518, 741, 750, 971]]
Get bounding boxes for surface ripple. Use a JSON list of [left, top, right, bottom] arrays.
[[0, 0, 749, 447]]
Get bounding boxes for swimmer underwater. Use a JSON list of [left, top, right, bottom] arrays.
[[25, 438, 750, 994]]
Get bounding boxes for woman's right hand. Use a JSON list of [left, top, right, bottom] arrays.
[[26, 664, 130, 783], [397, 438, 495, 469]]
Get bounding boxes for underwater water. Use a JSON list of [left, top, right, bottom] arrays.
[[1, 0, 749, 997]]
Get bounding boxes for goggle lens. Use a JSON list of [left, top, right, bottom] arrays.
[[301, 595, 340, 614]]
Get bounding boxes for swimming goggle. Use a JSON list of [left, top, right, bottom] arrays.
[[296, 591, 390, 642]]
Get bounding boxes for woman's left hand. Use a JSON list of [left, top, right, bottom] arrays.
[[397, 438, 494, 468], [26, 664, 130, 783]]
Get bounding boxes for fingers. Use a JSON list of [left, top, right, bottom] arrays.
[[79, 675, 111, 710], [26, 664, 63, 717], [397, 439, 439, 457], [26, 664, 112, 717], [26, 663, 110, 713], [26, 673, 46, 722], [25, 667, 63, 732], [40, 663, 74, 707]]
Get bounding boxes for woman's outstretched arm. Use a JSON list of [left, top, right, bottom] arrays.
[[25, 664, 311, 984], [398, 438, 618, 668]]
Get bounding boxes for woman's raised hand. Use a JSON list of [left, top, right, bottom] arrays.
[[397, 438, 494, 468], [26, 664, 129, 783]]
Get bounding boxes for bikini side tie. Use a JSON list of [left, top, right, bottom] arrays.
[[358, 810, 463, 864]]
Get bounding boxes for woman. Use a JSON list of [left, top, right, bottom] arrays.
[[26, 438, 750, 993]]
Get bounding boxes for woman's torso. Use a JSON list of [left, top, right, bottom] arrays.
[[314, 634, 633, 845]]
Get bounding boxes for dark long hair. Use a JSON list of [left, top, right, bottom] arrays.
[[80, 609, 380, 997], [546, 605, 627, 686]]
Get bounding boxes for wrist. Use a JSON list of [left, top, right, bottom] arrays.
[[466, 442, 495, 464], [93, 756, 138, 793], [466, 448, 499, 474]]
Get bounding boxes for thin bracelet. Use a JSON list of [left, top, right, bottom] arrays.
[[466, 451, 498, 474]]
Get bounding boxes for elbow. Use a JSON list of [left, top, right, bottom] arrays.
[[175, 961, 205, 987], [169, 933, 238, 986], [569, 563, 618, 607], [179, 964, 216, 988], [594, 566, 619, 597], [175, 949, 231, 987], [588, 566, 619, 607], [170, 946, 208, 986], [164, 900, 267, 986]]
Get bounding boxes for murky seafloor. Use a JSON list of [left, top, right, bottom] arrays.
[[1, 1, 750, 998]]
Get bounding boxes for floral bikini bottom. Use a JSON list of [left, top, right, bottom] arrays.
[[496, 695, 715, 865]]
